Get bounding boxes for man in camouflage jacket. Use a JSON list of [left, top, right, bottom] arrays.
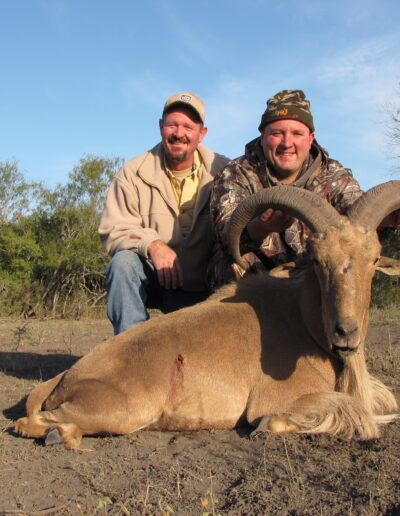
[[209, 90, 363, 288]]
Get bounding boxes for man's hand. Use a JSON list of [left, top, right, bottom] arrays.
[[246, 209, 293, 241], [147, 240, 184, 289]]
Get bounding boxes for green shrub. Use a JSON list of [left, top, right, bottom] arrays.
[[371, 228, 400, 308]]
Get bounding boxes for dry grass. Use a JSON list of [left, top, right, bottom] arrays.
[[369, 305, 400, 324]]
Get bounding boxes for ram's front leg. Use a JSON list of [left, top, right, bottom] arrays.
[[250, 392, 379, 440], [15, 414, 50, 439]]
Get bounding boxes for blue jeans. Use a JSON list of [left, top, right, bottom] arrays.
[[106, 250, 208, 335]]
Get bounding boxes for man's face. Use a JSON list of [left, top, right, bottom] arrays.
[[260, 119, 315, 183], [160, 107, 207, 170]]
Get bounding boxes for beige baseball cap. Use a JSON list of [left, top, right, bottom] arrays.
[[162, 92, 205, 123]]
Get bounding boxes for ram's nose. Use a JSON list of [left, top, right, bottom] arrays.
[[332, 319, 360, 358], [334, 321, 358, 340]]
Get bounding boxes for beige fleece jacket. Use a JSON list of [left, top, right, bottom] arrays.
[[99, 142, 229, 291]]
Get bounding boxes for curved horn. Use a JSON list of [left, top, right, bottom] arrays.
[[347, 180, 400, 230], [228, 185, 346, 270]]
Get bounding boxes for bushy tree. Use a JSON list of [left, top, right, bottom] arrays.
[[29, 154, 122, 317], [0, 219, 42, 316], [0, 161, 39, 223], [372, 228, 400, 308], [0, 154, 122, 317], [386, 84, 400, 166], [66, 154, 123, 211], [32, 205, 109, 317]]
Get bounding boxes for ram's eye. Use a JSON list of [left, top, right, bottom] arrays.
[[342, 260, 352, 274]]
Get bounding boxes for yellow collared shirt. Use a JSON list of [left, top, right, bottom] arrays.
[[165, 150, 201, 238]]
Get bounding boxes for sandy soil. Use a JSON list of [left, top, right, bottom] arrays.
[[0, 317, 399, 516]]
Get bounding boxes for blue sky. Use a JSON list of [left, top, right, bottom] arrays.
[[1, 0, 400, 190]]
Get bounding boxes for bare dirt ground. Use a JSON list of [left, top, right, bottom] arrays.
[[0, 315, 399, 516]]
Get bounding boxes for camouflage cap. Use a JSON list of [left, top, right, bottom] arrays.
[[162, 92, 205, 123], [258, 90, 314, 133]]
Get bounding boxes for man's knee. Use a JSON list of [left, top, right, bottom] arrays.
[[106, 250, 142, 277]]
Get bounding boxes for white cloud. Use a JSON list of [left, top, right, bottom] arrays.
[[314, 34, 400, 162], [317, 35, 399, 107]]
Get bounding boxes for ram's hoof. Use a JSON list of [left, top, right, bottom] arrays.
[[45, 428, 62, 446]]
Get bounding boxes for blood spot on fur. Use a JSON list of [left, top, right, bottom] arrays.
[[166, 354, 185, 405]]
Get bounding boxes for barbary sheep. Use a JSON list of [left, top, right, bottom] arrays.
[[14, 181, 400, 449]]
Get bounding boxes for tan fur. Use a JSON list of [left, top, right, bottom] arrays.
[[25, 372, 67, 416], [14, 221, 399, 449], [269, 392, 379, 440]]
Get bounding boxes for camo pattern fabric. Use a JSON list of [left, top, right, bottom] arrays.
[[208, 137, 363, 289], [259, 89, 314, 132]]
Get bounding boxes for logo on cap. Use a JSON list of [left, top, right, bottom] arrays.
[[180, 94, 192, 102]]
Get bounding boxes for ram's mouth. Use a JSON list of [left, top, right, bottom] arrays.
[[332, 343, 359, 359]]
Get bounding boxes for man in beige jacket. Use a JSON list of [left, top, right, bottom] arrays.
[[99, 92, 229, 334]]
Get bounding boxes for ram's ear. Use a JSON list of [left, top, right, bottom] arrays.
[[375, 256, 400, 276], [268, 259, 309, 279]]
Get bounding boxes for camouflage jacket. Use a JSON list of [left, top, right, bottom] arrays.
[[209, 137, 363, 288]]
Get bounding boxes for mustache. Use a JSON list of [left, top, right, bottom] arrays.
[[168, 135, 189, 144]]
